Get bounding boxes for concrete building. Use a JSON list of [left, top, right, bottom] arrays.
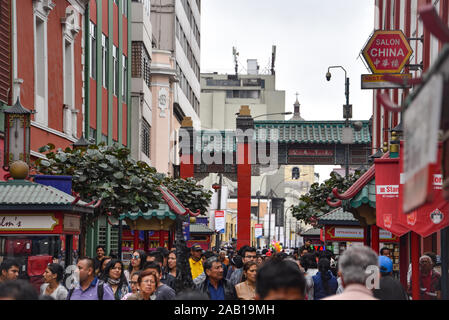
[[151, 0, 201, 128]]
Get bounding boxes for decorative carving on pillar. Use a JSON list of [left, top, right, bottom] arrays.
[[158, 88, 168, 118], [33, 0, 55, 19], [61, 5, 80, 42]]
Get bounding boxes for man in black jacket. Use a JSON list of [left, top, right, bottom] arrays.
[[196, 256, 237, 300], [373, 256, 408, 300]]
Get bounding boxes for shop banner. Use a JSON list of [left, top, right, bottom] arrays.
[[375, 158, 409, 236], [324, 226, 399, 242], [255, 224, 263, 239], [214, 210, 225, 234], [0, 214, 58, 231], [399, 143, 449, 237]]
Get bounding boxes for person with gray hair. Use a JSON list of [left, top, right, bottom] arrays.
[[196, 256, 237, 300], [324, 245, 379, 300]]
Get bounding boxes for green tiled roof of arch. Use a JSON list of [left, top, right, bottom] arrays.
[[195, 120, 371, 152]]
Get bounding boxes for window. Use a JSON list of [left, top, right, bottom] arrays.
[[141, 118, 151, 158], [113, 46, 119, 96], [102, 34, 108, 88], [122, 55, 127, 101], [35, 16, 47, 125], [131, 42, 151, 89], [89, 22, 97, 80], [292, 167, 300, 180]]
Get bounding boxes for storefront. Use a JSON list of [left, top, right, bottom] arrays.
[[0, 174, 94, 291], [319, 208, 400, 272], [299, 228, 324, 250]]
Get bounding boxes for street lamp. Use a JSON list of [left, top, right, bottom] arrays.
[[326, 65, 351, 178], [3, 92, 33, 171]]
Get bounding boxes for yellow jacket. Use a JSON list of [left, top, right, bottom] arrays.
[[189, 257, 204, 280]]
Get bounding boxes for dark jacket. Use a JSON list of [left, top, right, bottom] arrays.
[[312, 271, 338, 300], [373, 275, 409, 300], [196, 277, 237, 300]]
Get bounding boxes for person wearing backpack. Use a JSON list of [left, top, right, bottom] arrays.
[[67, 257, 114, 300]]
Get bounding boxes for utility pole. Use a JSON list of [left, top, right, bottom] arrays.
[[215, 173, 223, 252]]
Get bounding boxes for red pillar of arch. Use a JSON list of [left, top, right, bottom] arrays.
[[236, 106, 254, 250], [237, 142, 251, 250]]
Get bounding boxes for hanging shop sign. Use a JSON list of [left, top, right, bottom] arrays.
[[398, 142, 449, 237], [255, 224, 263, 239], [0, 214, 60, 233], [375, 158, 409, 236], [362, 30, 413, 73], [214, 210, 225, 234], [361, 73, 412, 89], [403, 74, 444, 213], [324, 226, 399, 242]]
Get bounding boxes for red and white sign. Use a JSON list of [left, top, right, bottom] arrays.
[[214, 210, 225, 234], [375, 158, 409, 236], [255, 224, 263, 239], [324, 226, 399, 242], [362, 30, 413, 73], [403, 74, 443, 213], [398, 142, 449, 237], [288, 149, 334, 156]]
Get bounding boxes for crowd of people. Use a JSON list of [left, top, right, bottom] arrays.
[[0, 241, 443, 300]]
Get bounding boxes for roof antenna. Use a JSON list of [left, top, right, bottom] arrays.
[[271, 45, 276, 75], [233, 46, 239, 76]]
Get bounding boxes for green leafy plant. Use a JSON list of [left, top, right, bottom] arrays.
[[290, 169, 367, 226]]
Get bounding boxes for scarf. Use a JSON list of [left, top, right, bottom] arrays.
[[108, 278, 121, 286]]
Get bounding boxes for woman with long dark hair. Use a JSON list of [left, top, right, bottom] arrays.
[[312, 258, 338, 300], [124, 250, 147, 281], [235, 261, 257, 300], [40, 263, 68, 300], [101, 259, 130, 300], [167, 251, 177, 278]]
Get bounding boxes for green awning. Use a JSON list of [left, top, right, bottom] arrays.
[[349, 179, 376, 209]]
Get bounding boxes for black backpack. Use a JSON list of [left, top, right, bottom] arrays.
[[67, 280, 105, 300]]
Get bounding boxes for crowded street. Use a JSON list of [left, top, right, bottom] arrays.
[[0, 0, 448, 309]]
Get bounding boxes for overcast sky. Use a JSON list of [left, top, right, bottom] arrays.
[[200, 0, 375, 181]]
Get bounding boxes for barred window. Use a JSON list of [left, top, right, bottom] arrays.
[[141, 118, 151, 158], [131, 42, 151, 89]]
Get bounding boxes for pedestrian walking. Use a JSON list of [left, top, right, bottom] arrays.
[[196, 256, 237, 300], [0, 259, 20, 282], [147, 250, 175, 289], [121, 271, 140, 300], [373, 256, 408, 300], [255, 259, 306, 300], [229, 246, 257, 286], [100, 259, 130, 300], [167, 250, 177, 278], [409, 255, 441, 300], [143, 262, 176, 300], [67, 257, 114, 300], [0, 280, 39, 300], [300, 252, 318, 300], [189, 244, 204, 281], [40, 263, 68, 300], [193, 251, 216, 286], [125, 250, 147, 282], [323, 246, 378, 300], [93, 245, 106, 271], [97, 256, 111, 278], [235, 261, 257, 300], [312, 258, 338, 300], [124, 270, 158, 300], [225, 255, 242, 281]]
